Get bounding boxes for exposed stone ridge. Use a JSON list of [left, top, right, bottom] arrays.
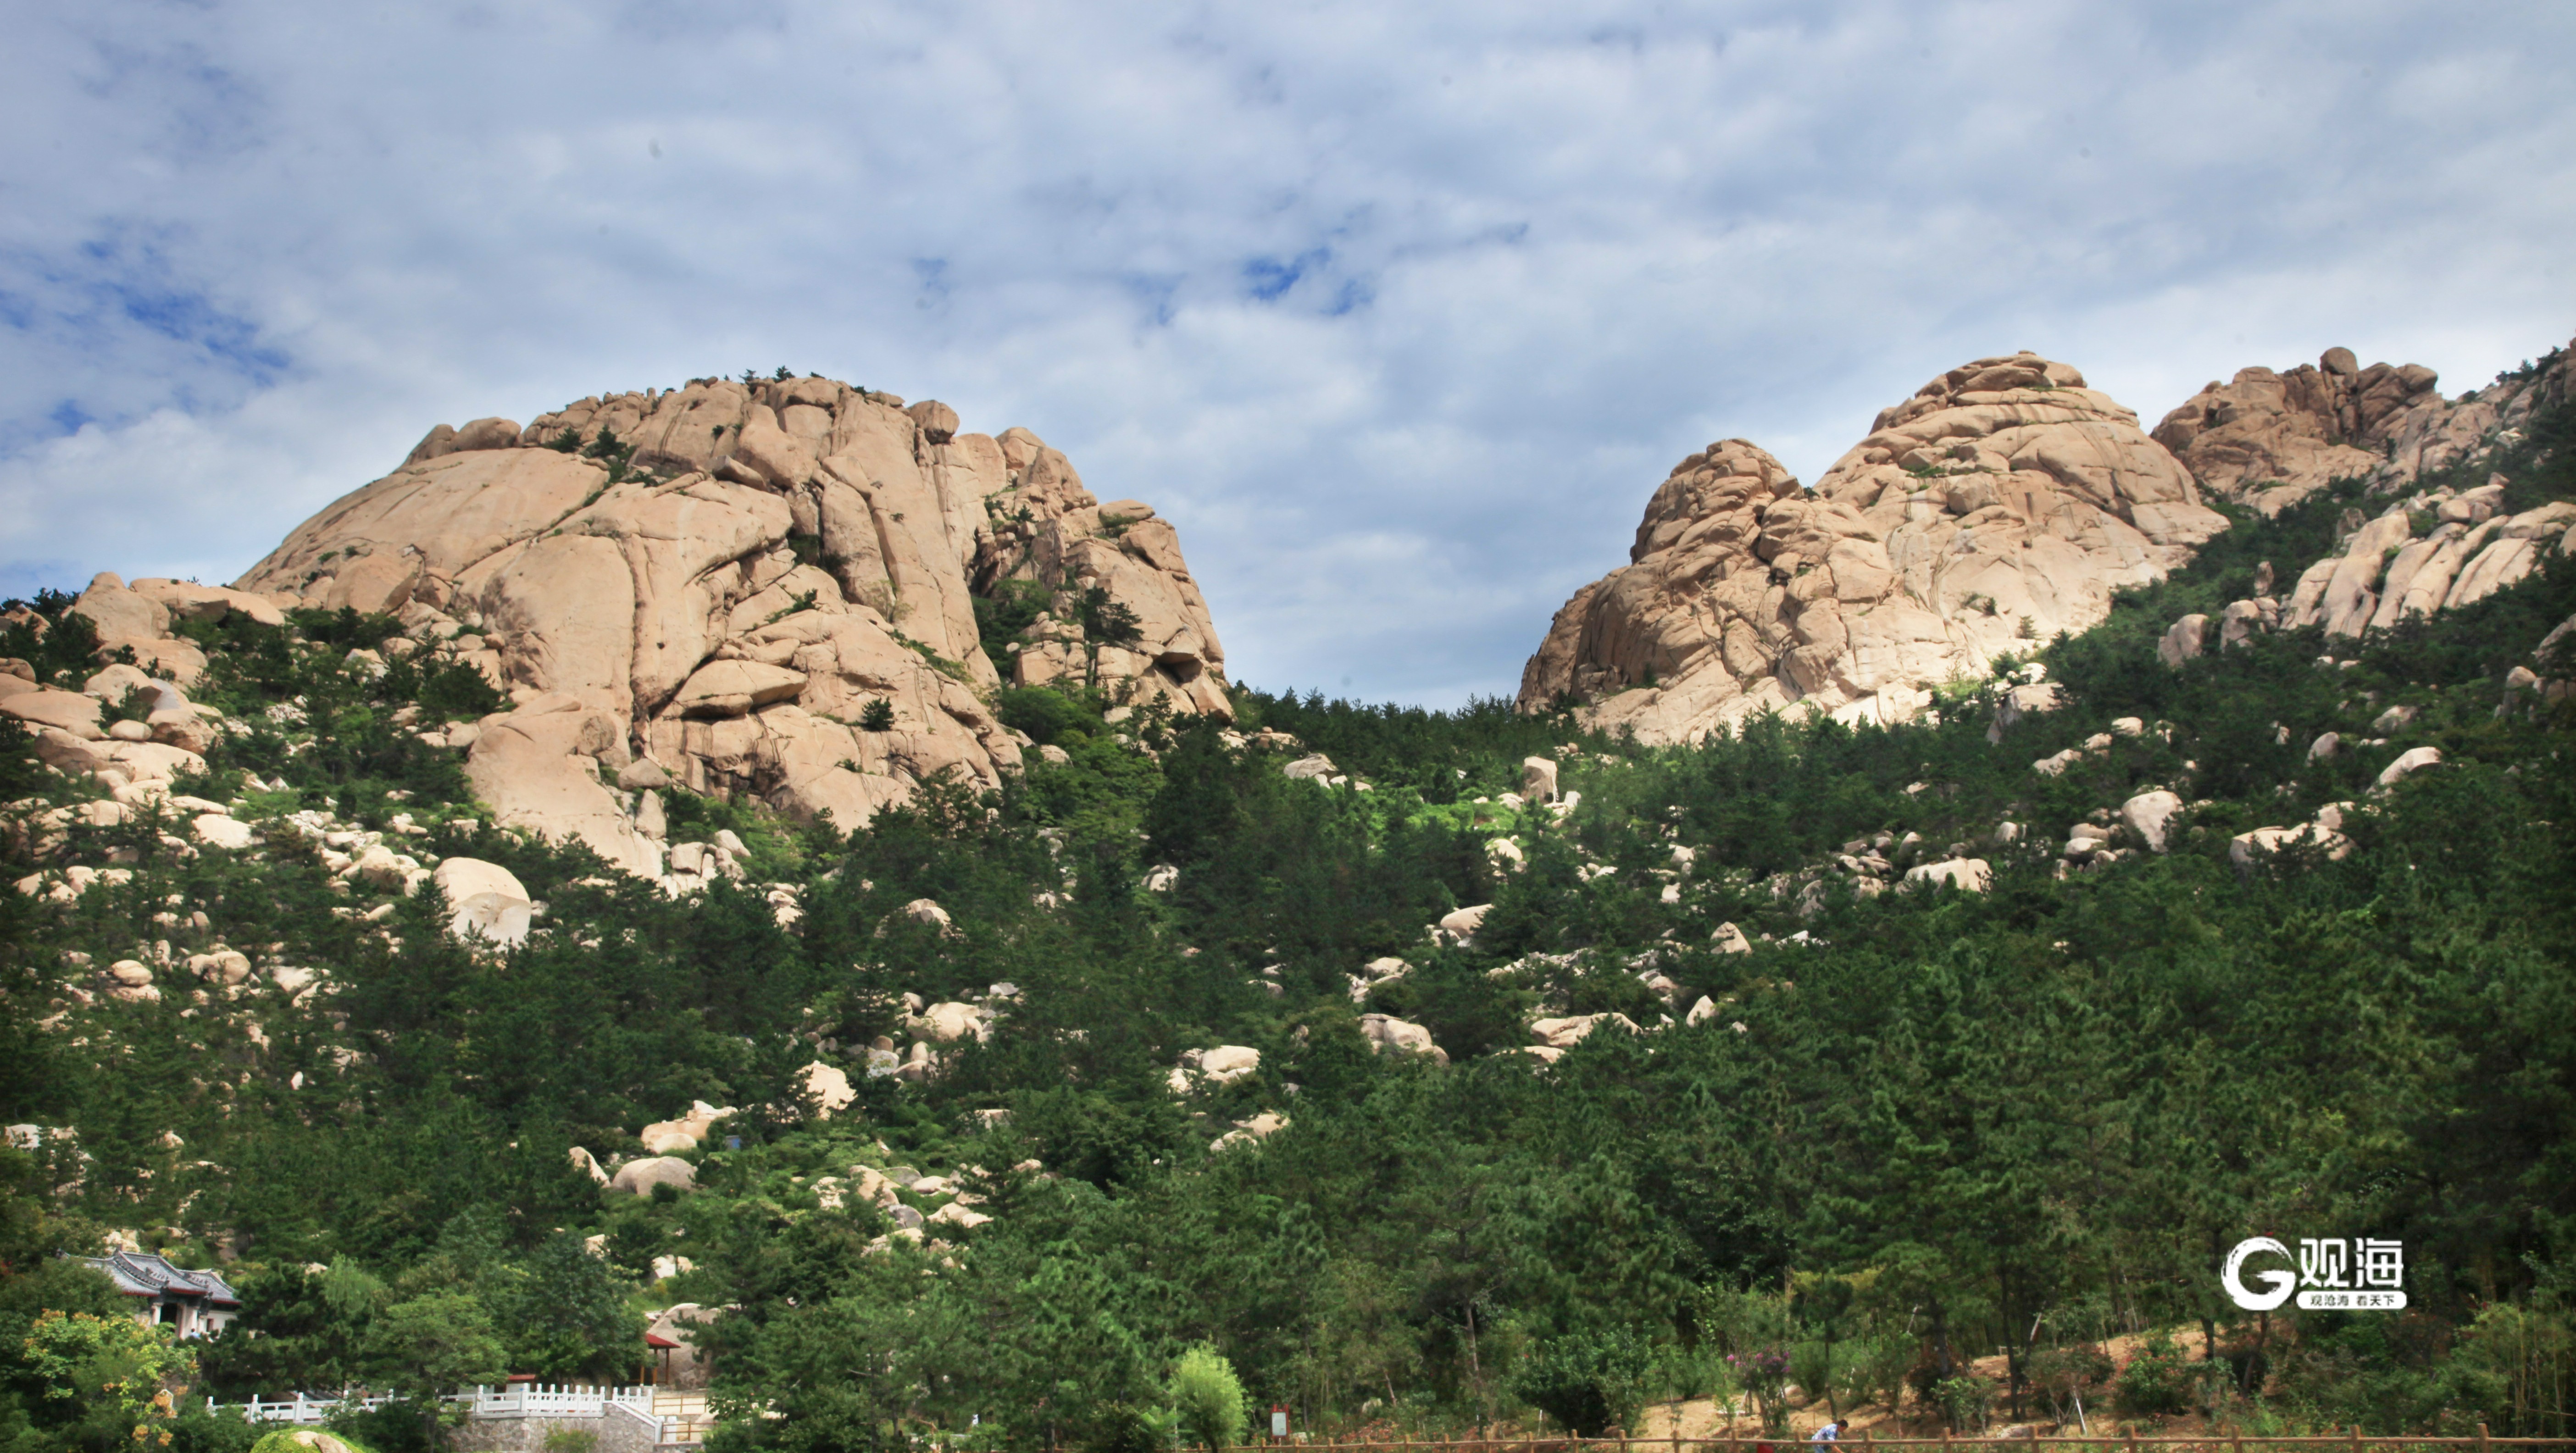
[[2153, 480, 2576, 660], [1518, 352, 2229, 743], [232, 374, 1230, 870], [2151, 337, 2575, 514]]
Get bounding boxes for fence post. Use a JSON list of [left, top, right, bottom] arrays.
[[2476, 1424, 2489, 1453], [2121, 1429, 2135, 1453], [2348, 1425, 2361, 1453], [2231, 1424, 2243, 1453]]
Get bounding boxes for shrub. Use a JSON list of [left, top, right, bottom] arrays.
[[974, 578, 1056, 661], [2028, 1344, 2114, 1426], [1932, 1374, 1994, 1432], [1516, 1326, 1654, 1436], [1082, 1403, 1178, 1453], [2113, 1330, 2193, 1417], [1839, 1333, 1915, 1414], [997, 686, 1096, 746], [326, 1401, 438, 1453], [1169, 1343, 1250, 1451], [1790, 1338, 1837, 1409]]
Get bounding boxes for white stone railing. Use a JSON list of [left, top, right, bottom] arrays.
[[218, 1385, 660, 1425]]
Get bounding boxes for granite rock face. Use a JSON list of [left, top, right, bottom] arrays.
[[233, 375, 1231, 869], [1518, 353, 2228, 743], [2151, 338, 2575, 514]]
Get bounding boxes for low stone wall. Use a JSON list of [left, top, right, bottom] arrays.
[[445, 1403, 662, 1453]]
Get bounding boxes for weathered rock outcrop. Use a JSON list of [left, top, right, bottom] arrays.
[[1519, 353, 2228, 743], [233, 375, 1231, 870], [2150, 481, 2576, 655], [2152, 338, 2574, 514], [968, 443, 1232, 717]]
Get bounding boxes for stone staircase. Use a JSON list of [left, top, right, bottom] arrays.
[[652, 1390, 712, 1447]]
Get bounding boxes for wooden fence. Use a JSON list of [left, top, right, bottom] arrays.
[[1259, 1431, 2576, 1453]]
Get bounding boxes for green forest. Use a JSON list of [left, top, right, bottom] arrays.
[[4, 399, 2575, 1453]]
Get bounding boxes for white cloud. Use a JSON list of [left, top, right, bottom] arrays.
[[3, 0, 2570, 702]]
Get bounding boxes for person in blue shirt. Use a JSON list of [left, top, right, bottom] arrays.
[[1810, 1420, 1849, 1443]]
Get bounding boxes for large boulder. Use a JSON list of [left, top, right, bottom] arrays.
[[1904, 857, 1992, 893], [638, 1101, 734, 1155], [1357, 1013, 1448, 1064], [910, 1002, 988, 1043], [609, 1156, 699, 1196], [1437, 904, 1493, 945], [464, 696, 663, 877], [1184, 1045, 1261, 1084], [1530, 1013, 1640, 1048], [2157, 615, 2209, 668], [2120, 791, 2184, 853], [2376, 746, 2443, 788], [431, 857, 534, 946], [670, 660, 809, 718], [67, 572, 171, 647], [798, 1061, 856, 1117], [193, 814, 254, 850], [127, 578, 286, 628], [1, 690, 104, 739], [1519, 355, 2228, 743]]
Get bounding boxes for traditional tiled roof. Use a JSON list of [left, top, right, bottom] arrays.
[[76, 1252, 240, 1306]]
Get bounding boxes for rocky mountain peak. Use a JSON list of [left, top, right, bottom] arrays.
[[229, 372, 1229, 874], [1519, 351, 2228, 743], [2152, 343, 2569, 514]]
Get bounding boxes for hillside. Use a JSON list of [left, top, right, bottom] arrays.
[[3, 341, 2574, 1453]]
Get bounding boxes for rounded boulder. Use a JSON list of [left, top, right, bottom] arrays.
[[610, 1156, 699, 1196]]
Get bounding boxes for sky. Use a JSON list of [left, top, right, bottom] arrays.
[[4, 2, 2571, 706]]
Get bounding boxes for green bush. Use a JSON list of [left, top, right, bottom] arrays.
[[973, 579, 1056, 662], [1082, 1403, 1178, 1453], [997, 685, 1096, 746], [1514, 1327, 1654, 1436], [0, 591, 102, 685], [2113, 1331, 2193, 1418], [1932, 1374, 1993, 1432], [325, 1402, 434, 1453], [2027, 1344, 2113, 1426], [1168, 1344, 1250, 1451], [1838, 1334, 1915, 1415]]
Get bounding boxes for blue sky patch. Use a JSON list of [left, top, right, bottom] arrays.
[[1243, 248, 1331, 303]]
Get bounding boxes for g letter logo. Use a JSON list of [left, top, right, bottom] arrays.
[[2222, 1237, 2297, 1312]]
